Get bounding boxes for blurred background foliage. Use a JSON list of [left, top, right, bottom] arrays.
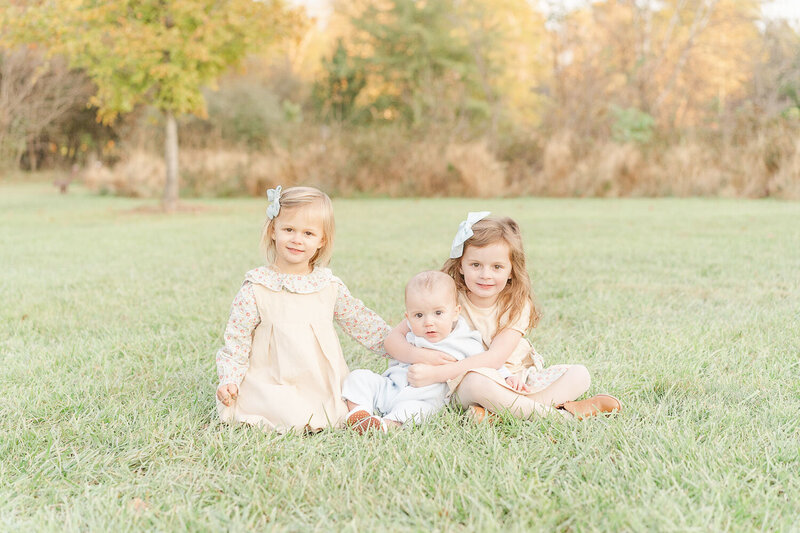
[[2, 0, 799, 198]]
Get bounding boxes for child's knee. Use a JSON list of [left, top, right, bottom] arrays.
[[347, 368, 382, 385], [347, 368, 375, 382], [571, 364, 591, 392], [455, 372, 492, 403], [342, 369, 379, 397]]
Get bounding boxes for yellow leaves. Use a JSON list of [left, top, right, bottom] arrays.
[[548, 0, 762, 129], [5, 0, 299, 120]]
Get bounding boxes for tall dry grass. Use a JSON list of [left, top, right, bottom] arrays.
[[82, 131, 509, 198], [527, 127, 800, 198], [81, 126, 800, 199]]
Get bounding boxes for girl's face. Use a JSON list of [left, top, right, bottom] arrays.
[[270, 206, 325, 274], [459, 241, 513, 307]]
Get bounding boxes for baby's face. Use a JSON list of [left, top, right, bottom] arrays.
[[405, 284, 461, 343]]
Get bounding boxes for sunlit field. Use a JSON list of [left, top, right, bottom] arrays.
[[2, 182, 799, 531]]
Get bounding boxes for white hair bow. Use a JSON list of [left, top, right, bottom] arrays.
[[450, 211, 491, 258], [266, 185, 282, 220]]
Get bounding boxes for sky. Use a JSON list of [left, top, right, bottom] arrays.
[[762, 0, 800, 20], [292, 0, 800, 23]]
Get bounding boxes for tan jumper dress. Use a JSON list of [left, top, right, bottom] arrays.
[[448, 292, 569, 397], [216, 266, 390, 433]]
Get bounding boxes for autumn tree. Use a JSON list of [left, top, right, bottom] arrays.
[[0, 47, 93, 170], [544, 0, 761, 137], [314, 0, 547, 144], [5, 0, 297, 211], [320, 0, 483, 128], [312, 38, 367, 123], [753, 20, 800, 119]]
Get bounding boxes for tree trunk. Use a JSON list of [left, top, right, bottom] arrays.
[[163, 111, 179, 212], [27, 140, 38, 171]]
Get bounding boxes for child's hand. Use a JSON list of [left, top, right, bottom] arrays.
[[505, 375, 530, 393], [407, 364, 442, 388], [420, 348, 457, 366], [217, 383, 239, 406]]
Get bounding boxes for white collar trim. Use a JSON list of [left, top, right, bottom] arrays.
[[245, 265, 333, 294]]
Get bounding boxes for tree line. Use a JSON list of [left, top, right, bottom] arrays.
[[2, 0, 799, 204]]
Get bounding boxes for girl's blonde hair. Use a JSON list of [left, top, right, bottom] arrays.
[[260, 186, 335, 268], [442, 216, 540, 332]]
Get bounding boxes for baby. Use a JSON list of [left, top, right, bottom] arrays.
[[342, 270, 510, 432]]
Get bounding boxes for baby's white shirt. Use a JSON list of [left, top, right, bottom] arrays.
[[401, 316, 512, 379]]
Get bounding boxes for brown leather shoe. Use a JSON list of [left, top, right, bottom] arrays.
[[346, 408, 387, 434], [562, 394, 621, 420], [352, 415, 387, 434], [466, 405, 498, 424]]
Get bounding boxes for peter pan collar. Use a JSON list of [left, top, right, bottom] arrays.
[[245, 265, 333, 294]]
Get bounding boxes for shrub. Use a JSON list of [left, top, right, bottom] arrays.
[[610, 106, 656, 145]]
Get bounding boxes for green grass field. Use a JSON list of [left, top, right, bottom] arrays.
[[2, 182, 799, 531]]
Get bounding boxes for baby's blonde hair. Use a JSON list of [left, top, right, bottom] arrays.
[[260, 186, 335, 268], [442, 216, 540, 332], [405, 270, 457, 306]]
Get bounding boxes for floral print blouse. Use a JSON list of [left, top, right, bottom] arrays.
[[216, 266, 391, 388]]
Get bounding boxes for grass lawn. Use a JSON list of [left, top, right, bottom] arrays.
[[2, 181, 799, 531]]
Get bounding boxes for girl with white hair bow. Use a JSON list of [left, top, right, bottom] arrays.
[[384, 212, 621, 421]]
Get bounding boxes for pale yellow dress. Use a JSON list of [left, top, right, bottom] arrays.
[[216, 266, 390, 433], [448, 292, 569, 397]]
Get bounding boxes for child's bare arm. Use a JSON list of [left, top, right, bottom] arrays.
[[407, 328, 521, 386], [384, 321, 457, 365]]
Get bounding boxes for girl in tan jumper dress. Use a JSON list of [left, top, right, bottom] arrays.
[[215, 186, 390, 433], [384, 213, 621, 421]]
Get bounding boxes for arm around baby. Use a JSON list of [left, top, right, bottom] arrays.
[[384, 320, 458, 365], [406, 327, 522, 387]]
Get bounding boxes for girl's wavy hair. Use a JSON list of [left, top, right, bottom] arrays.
[[260, 186, 335, 268], [442, 216, 540, 332]]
